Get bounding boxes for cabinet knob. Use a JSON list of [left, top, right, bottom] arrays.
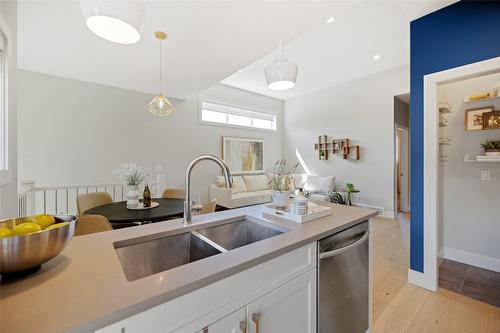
[[252, 313, 260, 333]]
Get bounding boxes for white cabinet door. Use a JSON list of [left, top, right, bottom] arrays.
[[198, 308, 246, 333], [246, 269, 316, 333]]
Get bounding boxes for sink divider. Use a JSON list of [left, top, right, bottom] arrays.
[[190, 230, 229, 253]]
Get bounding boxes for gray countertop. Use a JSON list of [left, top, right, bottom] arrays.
[[0, 204, 377, 333]]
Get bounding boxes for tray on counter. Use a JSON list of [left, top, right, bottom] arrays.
[[262, 202, 332, 224]]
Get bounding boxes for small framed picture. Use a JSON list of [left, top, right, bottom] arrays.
[[483, 111, 500, 130], [465, 106, 494, 131]]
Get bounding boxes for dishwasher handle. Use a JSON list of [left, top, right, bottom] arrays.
[[319, 230, 370, 259]]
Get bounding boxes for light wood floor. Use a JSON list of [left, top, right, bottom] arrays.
[[372, 214, 500, 333]]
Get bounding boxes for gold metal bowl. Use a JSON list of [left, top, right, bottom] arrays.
[[0, 215, 77, 274]]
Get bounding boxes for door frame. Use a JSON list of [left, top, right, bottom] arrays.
[[394, 124, 409, 213], [410, 55, 500, 291]]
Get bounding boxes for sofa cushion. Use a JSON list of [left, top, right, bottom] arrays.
[[232, 176, 248, 194], [291, 173, 308, 189], [304, 175, 335, 193], [232, 190, 271, 207], [243, 174, 270, 191]]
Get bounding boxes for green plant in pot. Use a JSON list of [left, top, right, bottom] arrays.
[[270, 160, 299, 208], [481, 140, 500, 156]]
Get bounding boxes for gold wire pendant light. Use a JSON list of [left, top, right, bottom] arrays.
[[146, 31, 175, 116]]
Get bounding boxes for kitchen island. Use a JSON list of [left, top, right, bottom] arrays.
[[0, 203, 377, 333]]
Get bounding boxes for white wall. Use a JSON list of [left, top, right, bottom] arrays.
[[0, 1, 18, 219], [18, 72, 283, 201], [438, 72, 500, 270], [283, 65, 409, 215]]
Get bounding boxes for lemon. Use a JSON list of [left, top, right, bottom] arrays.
[[30, 214, 56, 229], [0, 227, 12, 238], [11, 222, 42, 236], [45, 222, 70, 230]]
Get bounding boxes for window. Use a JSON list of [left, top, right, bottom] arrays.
[[200, 99, 277, 131], [0, 31, 7, 175]]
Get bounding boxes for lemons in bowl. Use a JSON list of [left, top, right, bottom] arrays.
[[0, 214, 68, 238], [11, 222, 42, 236], [28, 214, 56, 229]]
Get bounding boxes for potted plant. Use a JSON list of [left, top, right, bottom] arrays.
[[113, 163, 148, 208], [481, 140, 500, 156], [270, 160, 299, 208]]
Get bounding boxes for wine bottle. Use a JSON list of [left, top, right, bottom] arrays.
[[143, 182, 151, 208]]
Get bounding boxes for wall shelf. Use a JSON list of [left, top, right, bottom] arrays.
[[463, 95, 500, 103], [464, 155, 500, 163]]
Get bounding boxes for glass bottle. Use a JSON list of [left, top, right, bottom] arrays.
[[143, 181, 152, 207]]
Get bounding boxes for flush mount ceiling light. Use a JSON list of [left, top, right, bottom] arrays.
[[373, 54, 382, 60], [264, 40, 298, 91], [325, 17, 335, 24], [80, 1, 144, 44], [146, 31, 175, 117]]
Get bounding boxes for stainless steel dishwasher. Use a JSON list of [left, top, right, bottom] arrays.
[[318, 220, 370, 333]]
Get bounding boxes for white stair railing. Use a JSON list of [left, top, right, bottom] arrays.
[[17, 181, 159, 217]]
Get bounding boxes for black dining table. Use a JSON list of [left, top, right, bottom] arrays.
[[84, 198, 185, 225]]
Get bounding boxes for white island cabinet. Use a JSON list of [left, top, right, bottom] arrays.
[[96, 243, 316, 333]]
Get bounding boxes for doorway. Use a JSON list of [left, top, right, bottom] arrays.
[[394, 94, 410, 216], [396, 126, 409, 212]]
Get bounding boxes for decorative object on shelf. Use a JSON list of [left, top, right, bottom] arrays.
[[481, 140, 500, 156], [146, 31, 176, 117], [465, 106, 494, 131], [113, 163, 148, 208], [439, 137, 452, 145], [438, 102, 452, 113], [269, 160, 298, 208], [314, 135, 360, 161], [80, 0, 144, 44], [492, 81, 500, 97], [466, 92, 491, 102], [264, 39, 298, 91], [222, 137, 264, 174], [439, 115, 448, 127], [483, 111, 500, 130]]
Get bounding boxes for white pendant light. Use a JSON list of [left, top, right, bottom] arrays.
[[265, 40, 298, 91], [146, 31, 175, 117], [80, 1, 144, 44]]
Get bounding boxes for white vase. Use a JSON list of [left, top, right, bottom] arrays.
[[126, 185, 140, 208], [272, 190, 290, 208], [485, 151, 500, 156]]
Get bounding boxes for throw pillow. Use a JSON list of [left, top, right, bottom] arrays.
[[231, 176, 247, 194], [304, 175, 335, 193], [243, 174, 270, 191]]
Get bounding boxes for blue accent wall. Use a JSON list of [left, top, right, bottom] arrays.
[[410, 1, 500, 272]]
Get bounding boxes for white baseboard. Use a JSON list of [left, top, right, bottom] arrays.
[[408, 269, 437, 292], [353, 203, 392, 217], [442, 247, 500, 273]]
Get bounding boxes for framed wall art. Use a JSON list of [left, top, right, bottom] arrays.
[[465, 106, 494, 131], [222, 137, 264, 174]]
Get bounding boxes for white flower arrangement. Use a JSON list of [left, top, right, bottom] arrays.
[[113, 163, 148, 186]]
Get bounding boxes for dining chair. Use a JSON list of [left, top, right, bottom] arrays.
[[162, 188, 186, 199], [76, 192, 113, 215], [195, 199, 217, 215], [75, 215, 113, 236]]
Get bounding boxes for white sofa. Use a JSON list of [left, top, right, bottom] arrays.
[[209, 174, 272, 209], [209, 173, 337, 209]]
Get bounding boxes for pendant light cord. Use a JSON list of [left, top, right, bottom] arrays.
[[159, 37, 163, 92]]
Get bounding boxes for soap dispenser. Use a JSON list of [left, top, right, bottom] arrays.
[[294, 189, 308, 215]]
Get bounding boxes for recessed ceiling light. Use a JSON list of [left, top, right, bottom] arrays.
[[325, 17, 335, 24], [237, 69, 243, 73], [373, 54, 382, 60]]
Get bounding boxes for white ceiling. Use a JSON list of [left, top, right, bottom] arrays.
[[17, 1, 363, 99], [222, 0, 456, 100], [18, 0, 455, 101]]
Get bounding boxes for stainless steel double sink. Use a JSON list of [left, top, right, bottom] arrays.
[[114, 216, 288, 281]]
